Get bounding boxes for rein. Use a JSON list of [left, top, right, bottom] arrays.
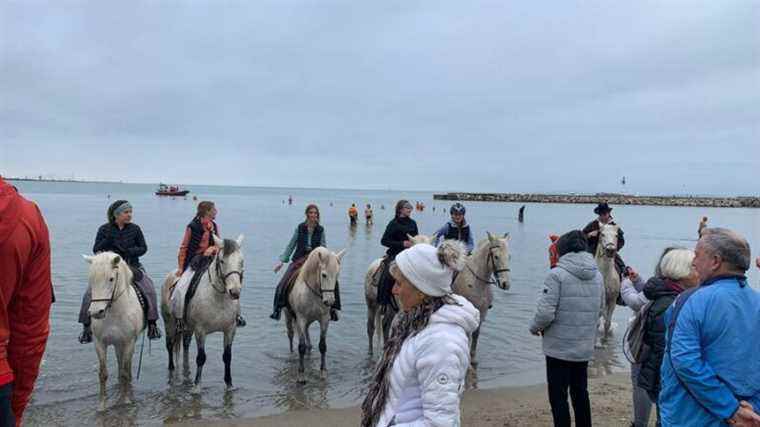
[[467, 244, 510, 287], [206, 252, 244, 294]]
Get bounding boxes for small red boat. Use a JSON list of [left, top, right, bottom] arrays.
[[155, 183, 189, 197]]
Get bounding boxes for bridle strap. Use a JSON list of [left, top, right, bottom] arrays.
[[304, 266, 335, 299], [468, 245, 510, 287], [90, 269, 125, 310], [208, 253, 244, 294]]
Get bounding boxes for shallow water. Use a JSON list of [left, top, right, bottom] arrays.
[[14, 181, 759, 426]]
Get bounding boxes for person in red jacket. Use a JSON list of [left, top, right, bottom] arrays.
[[0, 177, 53, 426]]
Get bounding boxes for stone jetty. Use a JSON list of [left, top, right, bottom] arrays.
[[433, 192, 760, 208]]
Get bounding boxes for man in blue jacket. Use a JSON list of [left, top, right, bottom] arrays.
[[659, 228, 760, 426]]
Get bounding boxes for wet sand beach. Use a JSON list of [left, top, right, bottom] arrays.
[[187, 372, 642, 427]]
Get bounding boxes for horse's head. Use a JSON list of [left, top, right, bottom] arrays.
[[312, 247, 346, 307], [486, 231, 511, 290], [598, 224, 619, 258], [213, 234, 245, 300], [408, 234, 432, 246], [83, 252, 128, 319]]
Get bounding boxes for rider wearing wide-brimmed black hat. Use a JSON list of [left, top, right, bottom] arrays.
[[583, 202, 627, 277]]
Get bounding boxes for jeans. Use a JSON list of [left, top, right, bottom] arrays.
[[630, 363, 652, 427], [0, 383, 15, 427], [546, 356, 591, 427]]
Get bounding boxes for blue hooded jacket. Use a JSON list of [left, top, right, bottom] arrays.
[[659, 276, 760, 426]]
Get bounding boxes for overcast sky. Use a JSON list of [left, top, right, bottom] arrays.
[[1, 1, 758, 194]]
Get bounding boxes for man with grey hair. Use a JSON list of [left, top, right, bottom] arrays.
[[658, 228, 760, 427]]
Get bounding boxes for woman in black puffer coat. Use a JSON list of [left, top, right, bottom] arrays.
[[637, 248, 699, 425]]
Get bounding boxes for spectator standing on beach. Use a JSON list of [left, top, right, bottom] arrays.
[[659, 228, 760, 426], [619, 265, 652, 427], [698, 216, 709, 238], [636, 249, 700, 426], [0, 177, 53, 426], [361, 241, 478, 427], [530, 230, 603, 427]]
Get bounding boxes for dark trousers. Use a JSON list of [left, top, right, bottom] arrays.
[[79, 267, 159, 325], [546, 356, 591, 427], [0, 383, 15, 427], [272, 258, 341, 312]]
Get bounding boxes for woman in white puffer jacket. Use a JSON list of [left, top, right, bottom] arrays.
[[361, 241, 480, 427]]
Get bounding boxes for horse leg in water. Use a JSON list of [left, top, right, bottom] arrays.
[[182, 331, 192, 373], [604, 294, 615, 338], [319, 317, 329, 379], [166, 331, 176, 372], [115, 340, 136, 404], [192, 332, 207, 394], [470, 326, 481, 365], [296, 317, 309, 384], [366, 301, 376, 355], [95, 341, 108, 410], [285, 309, 295, 353], [223, 328, 235, 388]]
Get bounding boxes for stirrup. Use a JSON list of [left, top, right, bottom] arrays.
[[148, 323, 162, 340], [236, 315, 247, 327]]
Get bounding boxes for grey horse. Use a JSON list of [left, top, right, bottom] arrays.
[[161, 234, 245, 393], [284, 246, 346, 383]]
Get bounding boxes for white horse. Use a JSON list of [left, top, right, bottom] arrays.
[[161, 235, 245, 393], [364, 234, 432, 354], [83, 252, 145, 409], [451, 232, 511, 363], [595, 223, 620, 338], [284, 246, 346, 383]]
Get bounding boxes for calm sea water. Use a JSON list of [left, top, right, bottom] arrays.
[[13, 181, 759, 426]]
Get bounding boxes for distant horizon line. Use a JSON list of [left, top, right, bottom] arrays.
[[5, 176, 756, 199]]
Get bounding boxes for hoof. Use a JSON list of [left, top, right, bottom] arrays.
[[296, 374, 306, 384], [98, 400, 107, 412], [226, 382, 234, 390], [191, 384, 201, 395], [320, 369, 328, 380]]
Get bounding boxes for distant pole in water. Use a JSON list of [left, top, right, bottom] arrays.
[[288, 195, 293, 205], [621, 176, 626, 186], [518, 205, 525, 223]]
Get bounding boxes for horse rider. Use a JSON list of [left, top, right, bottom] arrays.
[[348, 203, 359, 226], [79, 200, 161, 343], [433, 203, 475, 254], [582, 202, 627, 276], [172, 201, 245, 329], [271, 204, 341, 321], [376, 200, 419, 310]]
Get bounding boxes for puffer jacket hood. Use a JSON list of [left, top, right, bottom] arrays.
[[557, 251, 598, 281], [429, 294, 480, 335], [642, 276, 679, 300]]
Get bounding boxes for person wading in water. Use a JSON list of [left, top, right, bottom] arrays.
[[271, 204, 341, 321], [79, 200, 162, 343]]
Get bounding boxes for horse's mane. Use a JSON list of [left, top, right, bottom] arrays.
[[222, 238, 239, 255]]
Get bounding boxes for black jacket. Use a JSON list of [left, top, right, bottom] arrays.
[[637, 276, 684, 399], [381, 216, 419, 259], [293, 222, 324, 261], [93, 222, 147, 268]]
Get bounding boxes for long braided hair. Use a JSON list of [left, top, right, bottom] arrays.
[[361, 240, 466, 427]]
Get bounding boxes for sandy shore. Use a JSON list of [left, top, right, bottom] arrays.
[[183, 372, 643, 427]]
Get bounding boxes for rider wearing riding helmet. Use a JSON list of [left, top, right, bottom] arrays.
[[433, 203, 474, 254]]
